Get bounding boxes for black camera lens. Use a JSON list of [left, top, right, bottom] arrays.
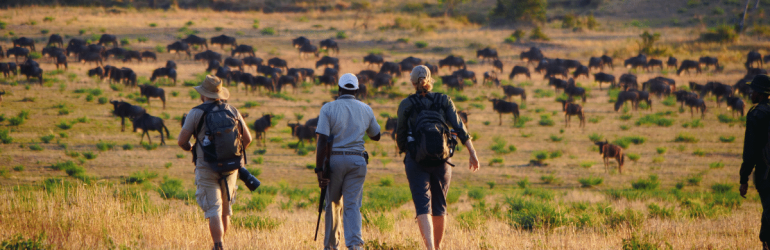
[[238, 167, 261, 191]]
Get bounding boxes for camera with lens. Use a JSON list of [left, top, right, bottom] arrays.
[[238, 167, 261, 191]]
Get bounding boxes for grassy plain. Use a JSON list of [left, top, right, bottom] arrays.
[[0, 5, 767, 249]]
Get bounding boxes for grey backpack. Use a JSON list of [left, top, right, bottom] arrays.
[[407, 94, 456, 167], [194, 101, 245, 173]]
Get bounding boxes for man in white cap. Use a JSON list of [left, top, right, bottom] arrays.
[[177, 75, 252, 250], [315, 73, 381, 250]]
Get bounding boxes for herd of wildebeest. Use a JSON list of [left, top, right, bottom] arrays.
[[0, 32, 767, 170]]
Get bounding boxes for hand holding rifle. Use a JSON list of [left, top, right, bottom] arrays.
[[314, 134, 333, 241]]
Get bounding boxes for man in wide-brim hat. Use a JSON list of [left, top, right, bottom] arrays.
[[740, 74, 770, 249], [178, 75, 252, 250]]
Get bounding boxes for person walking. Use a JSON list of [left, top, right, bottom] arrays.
[[396, 65, 479, 250], [740, 74, 770, 250], [315, 73, 381, 250], [177, 75, 252, 250]]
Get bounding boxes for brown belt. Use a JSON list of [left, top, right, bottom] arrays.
[[331, 151, 364, 157]]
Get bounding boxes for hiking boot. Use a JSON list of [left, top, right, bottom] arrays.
[[212, 242, 223, 250]]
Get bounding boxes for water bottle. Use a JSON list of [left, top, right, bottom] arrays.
[[407, 132, 415, 143], [202, 134, 211, 146]]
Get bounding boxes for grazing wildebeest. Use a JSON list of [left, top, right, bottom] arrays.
[[151, 67, 177, 85], [452, 68, 477, 85], [316, 56, 339, 69], [573, 65, 589, 79], [292, 36, 310, 48], [520, 47, 544, 66], [98, 34, 118, 47], [305, 117, 319, 127], [167, 42, 192, 58], [684, 96, 707, 118], [165, 60, 177, 70], [6, 47, 30, 63], [677, 60, 701, 76], [492, 59, 504, 73], [438, 55, 465, 70], [276, 75, 298, 93], [630, 89, 652, 110], [562, 59, 582, 70], [548, 77, 569, 93], [544, 66, 568, 79], [210, 34, 237, 49], [593, 72, 616, 90], [667, 56, 678, 69], [206, 60, 221, 72], [13, 37, 36, 51], [560, 100, 585, 128], [441, 75, 464, 91], [242, 56, 263, 71], [489, 98, 519, 125], [674, 90, 699, 108], [19, 59, 43, 85], [535, 59, 551, 74], [224, 57, 244, 71], [65, 44, 86, 57], [363, 54, 384, 67], [317, 74, 337, 88], [724, 96, 745, 117], [373, 73, 393, 89], [483, 71, 497, 85], [595, 140, 625, 174], [287, 68, 305, 81], [699, 56, 719, 70], [379, 62, 401, 78], [746, 52, 763, 68], [358, 70, 377, 81], [258, 65, 281, 77], [182, 35, 208, 50], [267, 57, 288, 72], [647, 59, 663, 70], [601, 55, 614, 70], [110, 100, 146, 132], [621, 73, 641, 89], [289, 123, 316, 152], [122, 50, 143, 63], [644, 79, 671, 98], [141, 51, 157, 61], [733, 76, 754, 98], [139, 84, 166, 109], [252, 114, 274, 146], [654, 76, 676, 91], [588, 57, 603, 71], [119, 68, 137, 85], [319, 39, 339, 55], [501, 85, 526, 102], [0, 45, 4, 59], [194, 50, 222, 63], [47, 34, 64, 47], [103, 47, 127, 60], [402, 56, 423, 66], [42, 47, 65, 62], [615, 91, 639, 111], [299, 43, 319, 59], [476, 47, 498, 62], [624, 54, 647, 70], [88, 44, 106, 54], [55, 53, 67, 70], [132, 113, 170, 145], [702, 81, 733, 107], [398, 61, 415, 77], [215, 66, 233, 86], [87, 67, 104, 80], [322, 68, 339, 81], [231, 44, 255, 57], [298, 68, 315, 82], [0, 63, 12, 78], [564, 79, 587, 102], [509, 66, 531, 80]]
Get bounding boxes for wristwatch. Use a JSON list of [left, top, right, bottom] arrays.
[[314, 167, 323, 173]]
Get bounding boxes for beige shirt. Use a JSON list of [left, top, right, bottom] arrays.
[[182, 100, 248, 169]]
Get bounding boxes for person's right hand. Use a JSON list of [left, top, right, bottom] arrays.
[[740, 183, 749, 198], [317, 172, 330, 188]]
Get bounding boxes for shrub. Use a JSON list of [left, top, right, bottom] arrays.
[[632, 175, 659, 190], [189, 89, 200, 100], [719, 136, 735, 143], [627, 153, 640, 162], [686, 174, 703, 186], [335, 31, 347, 39], [549, 135, 563, 142], [125, 170, 159, 184], [580, 161, 594, 168], [529, 26, 550, 41], [513, 116, 532, 128], [700, 25, 738, 43], [491, 0, 547, 24], [123, 144, 133, 150], [468, 188, 486, 200], [8, 117, 25, 126], [712, 183, 733, 193], [605, 208, 645, 229], [260, 27, 276, 35], [709, 161, 725, 169], [379, 176, 394, 187], [82, 151, 97, 160], [158, 177, 194, 200], [682, 119, 704, 128], [0, 234, 51, 250], [505, 197, 565, 230], [490, 137, 516, 154], [693, 149, 706, 156], [538, 115, 554, 126], [540, 174, 559, 184], [622, 232, 665, 249], [588, 133, 603, 142], [579, 176, 603, 187], [29, 144, 44, 151], [96, 141, 115, 151], [141, 142, 159, 150], [517, 177, 530, 188], [656, 147, 667, 154], [635, 114, 673, 127], [414, 41, 428, 48], [40, 134, 55, 143], [120, 38, 130, 46], [489, 157, 504, 166], [613, 136, 646, 149], [674, 133, 698, 143]]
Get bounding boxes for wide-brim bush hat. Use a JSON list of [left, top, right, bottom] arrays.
[[195, 75, 230, 99]]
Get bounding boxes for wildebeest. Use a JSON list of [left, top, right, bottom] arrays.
[[379, 62, 401, 77], [182, 35, 208, 50], [452, 68, 477, 84], [141, 51, 157, 61], [424, 63, 439, 76], [595, 140, 625, 174], [358, 70, 377, 81], [317, 74, 337, 89], [167, 42, 192, 58], [6, 47, 30, 63], [699, 56, 719, 70], [399, 61, 415, 77], [441, 75, 464, 91], [299, 43, 319, 59], [216, 66, 233, 86], [111, 100, 146, 132], [103, 47, 127, 60], [647, 59, 663, 70], [619, 74, 637, 90], [438, 55, 465, 70], [684, 96, 707, 118], [483, 71, 498, 86], [724, 96, 745, 117], [509, 66, 531, 80], [489, 98, 519, 125], [211, 34, 237, 49], [702, 81, 733, 107], [492, 59, 503, 73], [292, 36, 311, 48], [13, 37, 36, 51], [588, 57, 603, 71], [548, 77, 569, 93], [674, 90, 699, 108], [501, 85, 526, 102], [615, 91, 639, 111], [289, 123, 316, 152], [0, 63, 11, 78], [206, 60, 221, 72], [573, 65, 589, 79], [624, 54, 647, 70], [88, 44, 106, 54], [364, 54, 384, 67], [87, 67, 104, 80], [276, 75, 299, 93], [194, 50, 223, 63], [733, 76, 754, 98], [667, 56, 678, 69], [653, 76, 676, 92], [644, 79, 671, 98], [252, 114, 274, 146], [98, 34, 118, 47], [562, 59, 582, 70], [593, 72, 615, 90], [560, 100, 584, 128], [55, 54, 67, 70], [476, 47, 498, 62], [299, 68, 315, 82], [231, 45, 255, 57], [373, 73, 393, 89], [316, 56, 339, 69], [564, 79, 586, 102], [19, 59, 43, 85], [151, 67, 177, 85], [224, 57, 244, 71], [132, 113, 170, 145], [677, 60, 701, 76], [601, 55, 614, 70], [267, 57, 288, 72], [122, 50, 143, 63], [242, 56, 263, 71], [139, 84, 166, 109], [629, 89, 652, 110], [258, 65, 281, 77], [47, 34, 64, 48], [319, 39, 339, 55], [42, 47, 65, 62], [544, 66, 568, 79], [520, 47, 544, 65]]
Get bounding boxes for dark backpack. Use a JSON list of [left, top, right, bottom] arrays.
[[407, 93, 456, 167], [194, 101, 246, 173]]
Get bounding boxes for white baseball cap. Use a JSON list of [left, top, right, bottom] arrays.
[[338, 73, 359, 90]]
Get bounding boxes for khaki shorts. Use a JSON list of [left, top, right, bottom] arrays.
[[195, 166, 238, 219]]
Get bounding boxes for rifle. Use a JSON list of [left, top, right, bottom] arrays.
[[314, 135, 334, 241]]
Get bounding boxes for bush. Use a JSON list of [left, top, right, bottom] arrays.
[[693, 149, 706, 156], [96, 141, 116, 151], [549, 135, 563, 142], [40, 134, 55, 143], [540, 174, 559, 184], [414, 41, 428, 48], [260, 27, 276, 35], [580, 161, 594, 168], [529, 26, 550, 41], [505, 197, 565, 230], [632, 175, 660, 190], [656, 147, 667, 154], [579, 176, 603, 187], [627, 153, 640, 162], [490, 137, 516, 154], [8, 117, 25, 126], [719, 136, 735, 143], [141, 142, 159, 150], [489, 157, 504, 166], [709, 161, 725, 169], [123, 144, 134, 150], [532, 150, 549, 164], [513, 116, 532, 128], [379, 176, 394, 187], [82, 151, 97, 160], [538, 115, 554, 126], [700, 25, 738, 43], [158, 177, 194, 200], [588, 133, 603, 142], [491, 0, 547, 24], [126, 170, 159, 184], [517, 177, 530, 188], [189, 89, 200, 100], [336, 31, 347, 39], [622, 233, 665, 249], [674, 133, 699, 143], [98, 97, 108, 104], [712, 183, 734, 193], [468, 188, 486, 200], [29, 144, 44, 151], [0, 234, 51, 250], [635, 114, 673, 127], [686, 174, 703, 186], [613, 136, 646, 149]]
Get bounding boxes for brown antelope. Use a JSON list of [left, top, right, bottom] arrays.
[[560, 100, 585, 128], [594, 140, 625, 174]]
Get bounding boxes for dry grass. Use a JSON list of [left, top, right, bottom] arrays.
[[0, 6, 764, 249]]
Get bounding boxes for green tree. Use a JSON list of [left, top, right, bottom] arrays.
[[637, 30, 661, 54], [491, 0, 547, 23]]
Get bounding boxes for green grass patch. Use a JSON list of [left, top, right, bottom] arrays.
[[631, 175, 659, 190], [125, 170, 159, 184], [719, 136, 735, 143], [673, 133, 698, 143], [490, 136, 516, 154], [158, 177, 194, 200], [578, 176, 603, 187]]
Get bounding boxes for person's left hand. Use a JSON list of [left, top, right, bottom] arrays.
[[317, 172, 330, 188], [740, 183, 749, 198]]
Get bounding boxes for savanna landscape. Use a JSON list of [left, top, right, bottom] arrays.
[[0, 0, 769, 249]]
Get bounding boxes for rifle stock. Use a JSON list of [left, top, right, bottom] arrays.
[[314, 135, 334, 241]]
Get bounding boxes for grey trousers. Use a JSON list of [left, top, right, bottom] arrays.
[[324, 154, 367, 250]]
